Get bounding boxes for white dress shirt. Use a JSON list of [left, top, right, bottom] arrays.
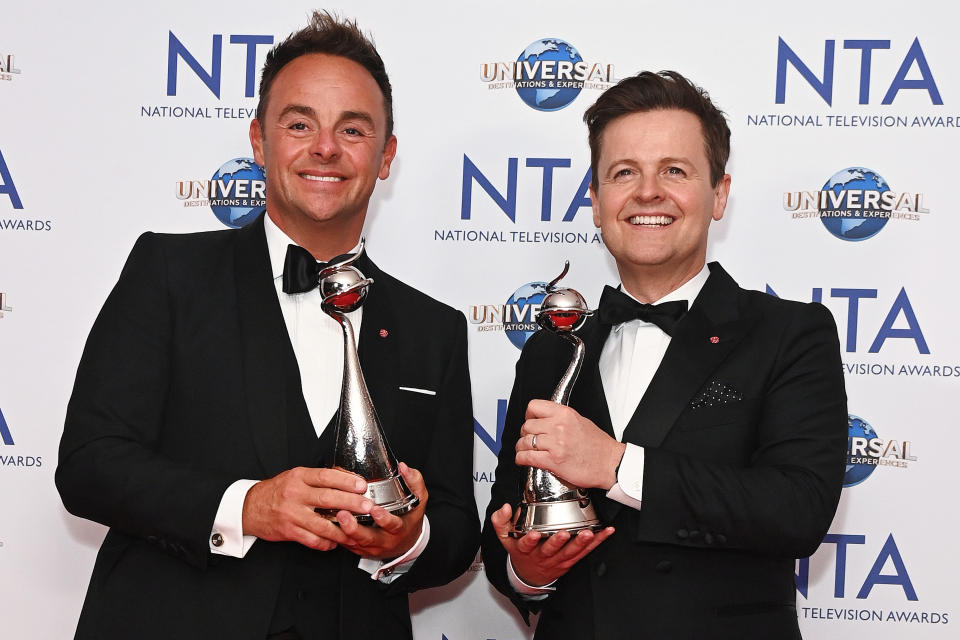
[[510, 265, 710, 595], [209, 215, 428, 581]]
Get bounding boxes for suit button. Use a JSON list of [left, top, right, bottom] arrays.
[[655, 560, 673, 574], [704, 532, 714, 545], [676, 529, 689, 540], [210, 533, 224, 547], [596, 562, 607, 577]]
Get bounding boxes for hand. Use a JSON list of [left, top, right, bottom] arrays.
[[242, 466, 372, 551], [516, 400, 626, 490], [336, 462, 428, 560], [490, 503, 614, 587]]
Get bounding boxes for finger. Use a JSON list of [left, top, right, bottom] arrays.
[[368, 505, 405, 534], [299, 514, 354, 547], [514, 449, 553, 470], [519, 416, 550, 437], [336, 510, 376, 545], [525, 399, 560, 420], [537, 530, 571, 557], [491, 503, 514, 536], [398, 462, 428, 505], [514, 530, 543, 554], [302, 467, 368, 493], [312, 487, 375, 514], [564, 527, 615, 564]]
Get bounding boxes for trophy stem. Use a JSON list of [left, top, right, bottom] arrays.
[[319, 308, 418, 524], [511, 324, 600, 537]]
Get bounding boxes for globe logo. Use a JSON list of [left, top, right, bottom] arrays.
[[844, 414, 879, 487], [504, 282, 549, 349], [209, 158, 266, 228], [819, 167, 891, 241], [515, 38, 584, 111]]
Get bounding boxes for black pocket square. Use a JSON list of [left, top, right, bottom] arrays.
[[690, 380, 742, 409]]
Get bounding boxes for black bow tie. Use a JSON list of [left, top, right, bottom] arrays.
[[281, 244, 353, 294], [597, 285, 689, 336]]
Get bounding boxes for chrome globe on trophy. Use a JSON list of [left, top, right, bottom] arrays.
[[510, 261, 603, 538], [317, 240, 419, 524]]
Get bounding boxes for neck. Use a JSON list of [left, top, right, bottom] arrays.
[[618, 259, 706, 303], [267, 210, 364, 261]]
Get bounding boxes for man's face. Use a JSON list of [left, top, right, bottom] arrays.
[[250, 53, 396, 237], [590, 108, 729, 281]]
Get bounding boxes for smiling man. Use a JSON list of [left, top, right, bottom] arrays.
[[57, 12, 478, 640], [482, 71, 848, 639]]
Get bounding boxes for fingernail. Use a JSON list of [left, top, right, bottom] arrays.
[[361, 500, 373, 512], [355, 478, 366, 491]]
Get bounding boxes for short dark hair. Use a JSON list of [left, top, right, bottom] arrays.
[[256, 11, 393, 139], [584, 70, 730, 190]]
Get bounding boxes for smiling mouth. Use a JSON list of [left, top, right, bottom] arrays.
[[300, 174, 346, 182], [628, 215, 673, 226]]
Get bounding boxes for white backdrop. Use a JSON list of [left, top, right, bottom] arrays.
[[1, 1, 956, 637]]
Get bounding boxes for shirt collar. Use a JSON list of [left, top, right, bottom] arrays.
[[263, 213, 363, 281]]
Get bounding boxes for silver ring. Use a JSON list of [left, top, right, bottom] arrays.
[[531, 434, 538, 450]]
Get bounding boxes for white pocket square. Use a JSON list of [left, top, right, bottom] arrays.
[[398, 386, 436, 396]]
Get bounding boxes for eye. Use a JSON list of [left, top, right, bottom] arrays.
[[288, 121, 308, 131], [613, 167, 634, 179], [666, 166, 685, 176], [343, 127, 361, 136]]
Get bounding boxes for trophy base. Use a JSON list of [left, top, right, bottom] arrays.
[[509, 497, 602, 538], [316, 473, 419, 526]]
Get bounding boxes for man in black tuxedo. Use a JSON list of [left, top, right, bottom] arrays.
[[482, 71, 847, 639], [57, 12, 478, 640]]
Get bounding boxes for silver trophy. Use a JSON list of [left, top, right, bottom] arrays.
[[510, 261, 603, 538], [317, 240, 419, 524]]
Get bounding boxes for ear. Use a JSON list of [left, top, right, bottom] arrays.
[[378, 135, 398, 180], [712, 174, 731, 221], [249, 119, 265, 167], [590, 184, 601, 228]]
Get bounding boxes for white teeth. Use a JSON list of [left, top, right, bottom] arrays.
[[301, 174, 344, 182], [628, 215, 671, 226]]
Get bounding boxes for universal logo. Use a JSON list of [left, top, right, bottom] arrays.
[[0, 292, 11, 318]]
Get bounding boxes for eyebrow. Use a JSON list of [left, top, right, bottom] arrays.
[[276, 105, 377, 130]]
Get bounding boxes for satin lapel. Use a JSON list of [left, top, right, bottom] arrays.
[[354, 255, 401, 440], [621, 263, 758, 448], [235, 215, 290, 477], [569, 316, 615, 439]]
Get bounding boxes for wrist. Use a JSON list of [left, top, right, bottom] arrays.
[[606, 442, 627, 490]]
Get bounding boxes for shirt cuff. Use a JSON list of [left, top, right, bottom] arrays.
[[605, 443, 644, 510], [507, 555, 556, 599], [210, 479, 259, 557], [357, 514, 430, 583]]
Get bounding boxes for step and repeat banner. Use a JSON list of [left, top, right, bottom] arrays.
[[1, 1, 956, 637]]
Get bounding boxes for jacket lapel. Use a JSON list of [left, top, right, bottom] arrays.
[[235, 215, 291, 477], [569, 316, 615, 439], [621, 263, 757, 448]]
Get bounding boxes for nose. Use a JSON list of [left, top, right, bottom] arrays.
[[632, 173, 663, 202], [310, 128, 341, 160]]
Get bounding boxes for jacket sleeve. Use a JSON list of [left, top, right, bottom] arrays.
[[56, 233, 234, 570]]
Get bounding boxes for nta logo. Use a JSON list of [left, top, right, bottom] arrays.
[[167, 31, 274, 98], [0, 407, 14, 445], [776, 37, 941, 105]]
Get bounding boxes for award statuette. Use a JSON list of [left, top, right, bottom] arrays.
[[510, 261, 603, 538], [317, 241, 419, 524]]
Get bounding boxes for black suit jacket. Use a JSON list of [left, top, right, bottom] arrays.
[[481, 263, 847, 640], [57, 215, 479, 639]]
